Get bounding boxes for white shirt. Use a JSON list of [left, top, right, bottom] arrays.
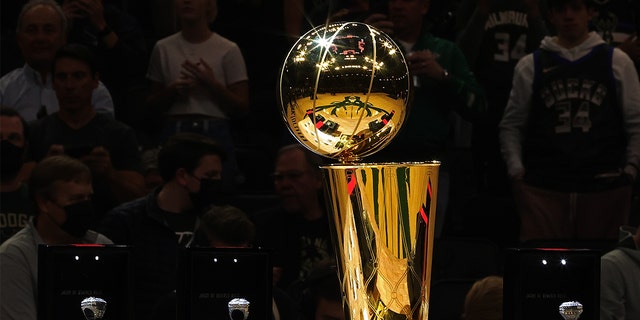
[[0, 218, 112, 320], [499, 32, 640, 179], [146, 32, 248, 119], [0, 64, 115, 122]]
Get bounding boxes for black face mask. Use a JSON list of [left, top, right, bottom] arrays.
[[0, 140, 24, 181], [189, 178, 231, 212], [60, 200, 95, 238]]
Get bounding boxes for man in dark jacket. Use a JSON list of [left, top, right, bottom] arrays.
[[96, 132, 228, 320]]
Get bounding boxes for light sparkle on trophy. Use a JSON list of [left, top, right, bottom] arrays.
[[278, 21, 411, 163], [279, 22, 439, 320]]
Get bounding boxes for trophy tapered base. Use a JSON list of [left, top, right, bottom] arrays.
[[321, 162, 440, 320]]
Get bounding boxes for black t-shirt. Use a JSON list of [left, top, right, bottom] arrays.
[[163, 211, 198, 247], [28, 112, 143, 220], [251, 206, 334, 292]]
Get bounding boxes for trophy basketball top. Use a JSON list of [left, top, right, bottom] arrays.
[[278, 22, 411, 163]]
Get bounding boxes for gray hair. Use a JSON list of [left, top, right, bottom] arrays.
[[16, 0, 68, 33]]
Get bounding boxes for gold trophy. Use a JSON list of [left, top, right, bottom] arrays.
[[278, 22, 439, 319]]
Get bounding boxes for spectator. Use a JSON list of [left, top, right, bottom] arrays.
[[0, 106, 35, 244], [96, 132, 228, 320], [284, 0, 389, 40], [590, 0, 640, 74], [150, 204, 301, 320], [452, 0, 549, 246], [0, 0, 114, 122], [600, 223, 640, 320], [60, 0, 149, 128], [140, 146, 164, 192], [0, 155, 112, 320], [462, 275, 504, 320], [27, 43, 145, 223], [499, 0, 640, 241], [213, 0, 301, 177], [145, 0, 249, 190], [363, 0, 488, 238], [202, 206, 301, 320], [456, 0, 549, 195], [251, 144, 334, 298], [197, 204, 256, 248]]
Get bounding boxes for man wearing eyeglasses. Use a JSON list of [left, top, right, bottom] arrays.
[[251, 143, 335, 302]]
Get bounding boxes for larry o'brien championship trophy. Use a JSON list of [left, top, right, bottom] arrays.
[[278, 22, 440, 319]]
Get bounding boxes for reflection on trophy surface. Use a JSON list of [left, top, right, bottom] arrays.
[[278, 22, 410, 163], [279, 21, 439, 319], [559, 301, 584, 320], [81, 297, 107, 320], [321, 163, 438, 319], [228, 298, 250, 320]]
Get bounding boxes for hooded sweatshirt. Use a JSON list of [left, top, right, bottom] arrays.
[[600, 226, 640, 320], [499, 32, 640, 189]]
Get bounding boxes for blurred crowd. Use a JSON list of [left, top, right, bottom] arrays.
[[2, 0, 640, 319]]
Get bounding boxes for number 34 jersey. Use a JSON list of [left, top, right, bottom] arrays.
[[526, 43, 624, 183]]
